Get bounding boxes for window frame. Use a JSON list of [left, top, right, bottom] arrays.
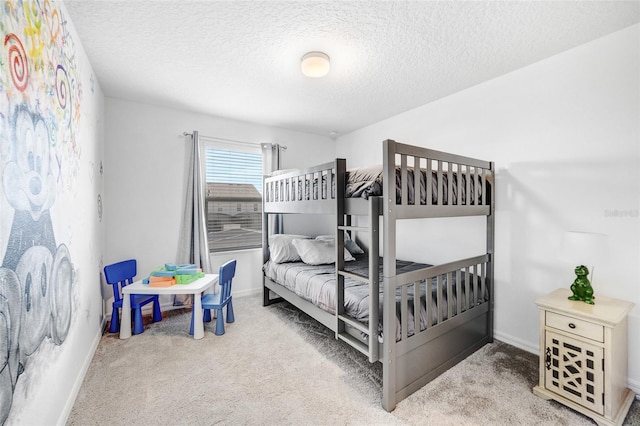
[[202, 138, 263, 253]]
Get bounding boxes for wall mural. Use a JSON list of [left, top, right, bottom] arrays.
[[0, 1, 81, 423]]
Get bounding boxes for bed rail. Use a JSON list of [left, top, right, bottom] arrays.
[[394, 254, 489, 350], [264, 141, 493, 220], [381, 253, 492, 410], [383, 139, 493, 219], [263, 159, 344, 214]]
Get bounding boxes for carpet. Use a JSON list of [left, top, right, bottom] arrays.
[[67, 295, 639, 425]]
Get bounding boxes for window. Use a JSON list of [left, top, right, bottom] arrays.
[[203, 139, 262, 252]]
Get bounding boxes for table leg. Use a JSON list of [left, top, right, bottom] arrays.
[[192, 292, 205, 339], [120, 295, 132, 339]]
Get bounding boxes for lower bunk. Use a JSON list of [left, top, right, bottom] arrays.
[[262, 252, 493, 411]]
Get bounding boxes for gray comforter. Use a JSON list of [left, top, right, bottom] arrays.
[[263, 254, 483, 341], [345, 165, 486, 205]]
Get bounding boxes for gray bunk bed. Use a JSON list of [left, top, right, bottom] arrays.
[[262, 139, 495, 411]]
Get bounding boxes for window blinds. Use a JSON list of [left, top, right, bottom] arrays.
[[203, 142, 262, 252]]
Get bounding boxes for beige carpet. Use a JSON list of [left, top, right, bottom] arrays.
[[68, 295, 639, 425]]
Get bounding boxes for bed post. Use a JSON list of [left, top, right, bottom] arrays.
[[487, 161, 495, 341], [262, 196, 270, 306], [382, 139, 398, 411], [367, 196, 380, 363], [335, 159, 346, 338]]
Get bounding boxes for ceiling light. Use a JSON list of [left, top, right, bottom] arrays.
[[301, 51, 330, 78]]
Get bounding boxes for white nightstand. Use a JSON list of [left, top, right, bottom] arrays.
[[533, 288, 635, 426]]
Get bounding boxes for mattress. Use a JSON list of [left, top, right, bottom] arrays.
[[263, 254, 485, 341]]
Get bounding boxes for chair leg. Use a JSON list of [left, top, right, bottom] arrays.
[[214, 308, 225, 335], [109, 307, 120, 333], [189, 309, 194, 335], [152, 298, 162, 323], [133, 308, 144, 335], [226, 300, 234, 323]]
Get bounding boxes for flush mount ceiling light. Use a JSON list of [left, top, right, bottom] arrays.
[[301, 51, 330, 78]]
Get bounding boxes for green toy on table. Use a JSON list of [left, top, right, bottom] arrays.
[[143, 263, 204, 286]]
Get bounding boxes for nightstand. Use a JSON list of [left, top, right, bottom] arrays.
[[533, 288, 635, 426]]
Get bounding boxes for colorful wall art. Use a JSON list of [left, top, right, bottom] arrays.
[[0, 1, 82, 423]]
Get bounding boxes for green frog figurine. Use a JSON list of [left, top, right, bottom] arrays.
[[568, 265, 594, 304]]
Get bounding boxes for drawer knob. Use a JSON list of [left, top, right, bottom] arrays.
[[568, 323, 576, 329]]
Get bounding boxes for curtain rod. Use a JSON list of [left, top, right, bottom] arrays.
[[182, 131, 287, 149]]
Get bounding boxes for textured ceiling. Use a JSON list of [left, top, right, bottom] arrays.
[[64, 1, 640, 138]]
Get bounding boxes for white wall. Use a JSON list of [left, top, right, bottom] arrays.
[[0, 2, 105, 424], [337, 25, 640, 390], [104, 99, 335, 302]]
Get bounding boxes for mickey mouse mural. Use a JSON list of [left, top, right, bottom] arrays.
[[1, 1, 83, 422], [0, 104, 75, 423]]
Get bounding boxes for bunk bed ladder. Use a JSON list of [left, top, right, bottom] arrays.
[[335, 197, 380, 363]]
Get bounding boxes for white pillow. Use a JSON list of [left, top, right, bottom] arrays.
[[269, 234, 311, 263], [316, 234, 365, 255], [293, 238, 354, 265]]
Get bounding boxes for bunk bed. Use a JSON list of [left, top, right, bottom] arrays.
[[261, 139, 495, 411]]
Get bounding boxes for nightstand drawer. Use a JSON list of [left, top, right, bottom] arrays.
[[545, 311, 603, 342]]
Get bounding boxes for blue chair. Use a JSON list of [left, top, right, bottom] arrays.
[[104, 259, 162, 335], [190, 259, 236, 336]]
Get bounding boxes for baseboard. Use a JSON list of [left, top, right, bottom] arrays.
[[57, 316, 108, 426], [233, 288, 262, 298], [493, 330, 538, 355]]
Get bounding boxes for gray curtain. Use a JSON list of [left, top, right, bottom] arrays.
[[261, 143, 283, 236], [175, 130, 214, 305]]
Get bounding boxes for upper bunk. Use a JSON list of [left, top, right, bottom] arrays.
[[263, 139, 494, 219]]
